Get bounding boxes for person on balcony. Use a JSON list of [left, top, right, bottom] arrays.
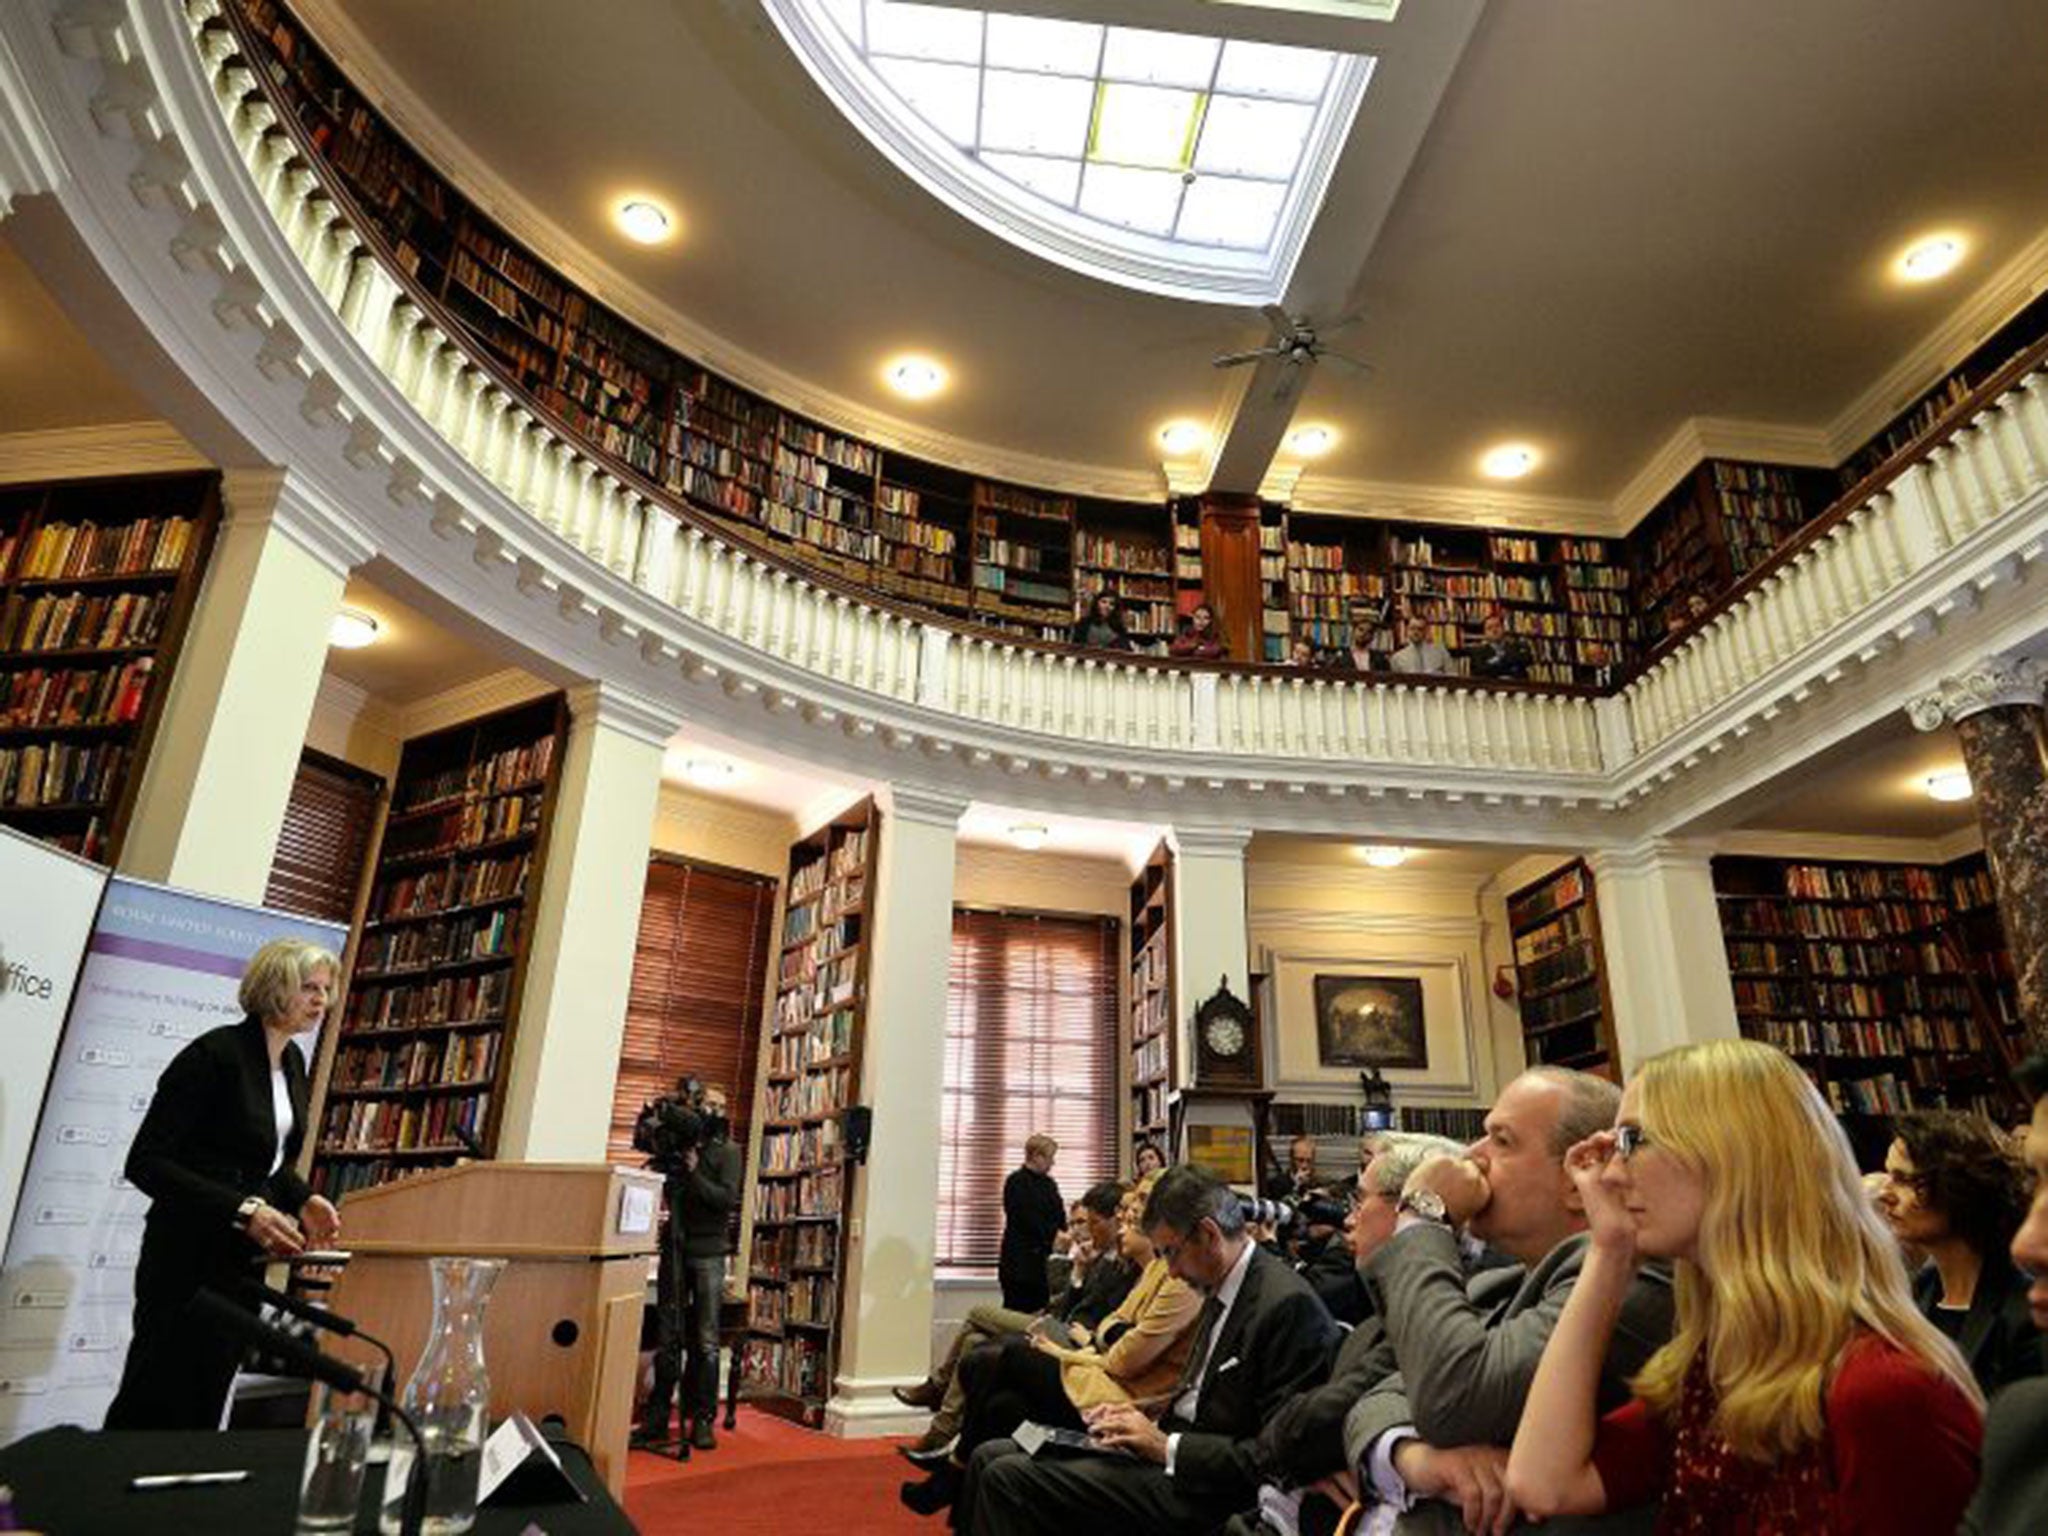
[[1389, 616, 1455, 676], [1072, 590, 1137, 652], [1468, 610, 1533, 681], [1169, 603, 1229, 660]]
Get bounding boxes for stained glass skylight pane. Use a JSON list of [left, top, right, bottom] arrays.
[[981, 70, 1094, 156], [1215, 39, 1334, 101], [983, 14, 1101, 76], [983, 151, 1082, 207], [1099, 29, 1221, 89], [1091, 83, 1204, 171], [1175, 176, 1289, 249], [864, 1, 982, 63], [1195, 97, 1316, 180], [871, 57, 981, 146], [767, 1, 1378, 304], [1079, 164, 1186, 236]]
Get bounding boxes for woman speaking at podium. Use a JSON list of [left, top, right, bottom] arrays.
[[104, 937, 344, 1430]]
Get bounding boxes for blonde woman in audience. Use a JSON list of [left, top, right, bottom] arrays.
[[1506, 1039, 1983, 1534]]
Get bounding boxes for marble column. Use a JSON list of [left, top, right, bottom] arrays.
[[1908, 656, 2048, 1055], [1585, 839, 1741, 1073]]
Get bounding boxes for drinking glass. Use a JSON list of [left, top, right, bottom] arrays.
[[299, 1365, 381, 1531]]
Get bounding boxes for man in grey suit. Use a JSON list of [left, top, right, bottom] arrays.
[[1960, 1051, 2048, 1535], [1340, 1068, 1675, 1535], [963, 1164, 1339, 1535]]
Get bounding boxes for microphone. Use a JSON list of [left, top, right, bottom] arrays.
[[236, 1278, 398, 1442], [190, 1289, 428, 1536]]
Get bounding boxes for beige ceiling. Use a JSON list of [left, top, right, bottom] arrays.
[[1732, 714, 1980, 843], [323, 571, 523, 704], [311, 0, 2048, 502], [0, 238, 156, 430]]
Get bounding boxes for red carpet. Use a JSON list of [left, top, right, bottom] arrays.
[[624, 1408, 929, 1533]]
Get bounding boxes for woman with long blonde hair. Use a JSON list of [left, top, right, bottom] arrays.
[[1506, 1038, 1982, 1533]]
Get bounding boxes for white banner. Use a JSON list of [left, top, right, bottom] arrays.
[[0, 828, 109, 1262], [0, 877, 345, 1444]]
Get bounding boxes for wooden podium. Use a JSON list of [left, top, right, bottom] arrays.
[[325, 1163, 661, 1497]]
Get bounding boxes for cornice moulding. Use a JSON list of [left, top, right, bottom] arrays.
[[1714, 828, 1976, 866], [1610, 417, 1835, 534], [0, 420, 208, 482], [1285, 475, 1613, 535], [396, 669, 552, 740], [883, 782, 971, 829], [1170, 826, 1255, 859]]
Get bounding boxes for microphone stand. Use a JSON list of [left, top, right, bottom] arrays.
[[240, 1279, 399, 1443]]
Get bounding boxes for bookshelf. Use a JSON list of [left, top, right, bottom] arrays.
[[1711, 856, 2014, 1152], [0, 471, 221, 864], [739, 798, 880, 1428], [1389, 526, 1493, 666], [1944, 851, 2024, 1088], [1284, 514, 1385, 659], [1073, 500, 1175, 644], [971, 484, 1075, 642], [1128, 840, 1176, 1160], [1506, 860, 1618, 1079], [310, 694, 568, 1199]]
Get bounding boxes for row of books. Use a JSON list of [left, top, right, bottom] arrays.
[[738, 1334, 827, 1400], [319, 1089, 491, 1154], [13, 517, 193, 581], [371, 852, 530, 923], [382, 793, 543, 860], [330, 1031, 498, 1092], [0, 658, 153, 729], [763, 1064, 852, 1121], [1784, 863, 1943, 902], [1787, 902, 1948, 940], [752, 1166, 844, 1222], [0, 740, 126, 809], [759, 1120, 843, 1176], [355, 907, 516, 976], [397, 736, 556, 811], [1509, 865, 1587, 929], [1524, 976, 1602, 1029], [342, 970, 510, 1033], [1519, 946, 1594, 996], [787, 1273, 838, 1325], [0, 590, 171, 654]]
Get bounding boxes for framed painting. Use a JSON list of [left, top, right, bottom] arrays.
[[1312, 974, 1428, 1070]]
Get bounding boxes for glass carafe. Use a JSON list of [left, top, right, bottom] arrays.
[[379, 1256, 503, 1535]]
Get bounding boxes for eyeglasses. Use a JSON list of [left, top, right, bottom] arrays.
[[1613, 1124, 1652, 1162]]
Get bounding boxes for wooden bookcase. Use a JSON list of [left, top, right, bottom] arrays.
[[971, 483, 1075, 642], [1073, 500, 1176, 644], [1711, 856, 2013, 1156], [1128, 840, 1177, 1159], [1944, 851, 2024, 1090], [311, 694, 568, 1200], [1507, 860, 1618, 1078], [0, 471, 222, 864], [739, 797, 880, 1427], [1284, 514, 1384, 658]]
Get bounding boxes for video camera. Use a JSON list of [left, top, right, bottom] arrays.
[[633, 1076, 711, 1175], [1240, 1194, 1350, 1234]]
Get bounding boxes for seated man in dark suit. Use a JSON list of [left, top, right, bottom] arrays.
[[1961, 1051, 2048, 1536], [1340, 1067, 1675, 1535], [963, 1164, 1339, 1536]]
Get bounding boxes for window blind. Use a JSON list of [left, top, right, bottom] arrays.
[[937, 907, 1121, 1275], [607, 854, 778, 1168], [263, 750, 384, 925]]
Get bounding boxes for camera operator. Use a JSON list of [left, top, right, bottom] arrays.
[[636, 1076, 741, 1454]]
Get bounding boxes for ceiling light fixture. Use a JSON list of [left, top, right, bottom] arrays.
[[1896, 234, 1966, 283], [328, 608, 380, 649], [1479, 443, 1538, 480], [1358, 844, 1409, 868], [1008, 823, 1050, 852], [1924, 769, 1973, 802], [682, 758, 740, 788], [1286, 424, 1337, 457], [616, 199, 673, 244], [1159, 421, 1208, 456], [884, 355, 948, 400]]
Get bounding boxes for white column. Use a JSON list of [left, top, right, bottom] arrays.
[[827, 782, 966, 1437], [494, 684, 676, 1161], [1168, 826, 1253, 1089], [1586, 839, 1739, 1072], [120, 468, 372, 901]]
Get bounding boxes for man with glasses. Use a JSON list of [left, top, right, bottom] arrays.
[[1339, 1068, 1675, 1535]]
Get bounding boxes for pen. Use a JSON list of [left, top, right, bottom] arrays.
[[130, 1471, 250, 1489]]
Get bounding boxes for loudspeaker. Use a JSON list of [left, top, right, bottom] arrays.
[[843, 1105, 873, 1166]]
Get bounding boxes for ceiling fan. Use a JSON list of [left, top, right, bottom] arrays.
[[1212, 304, 1374, 376]]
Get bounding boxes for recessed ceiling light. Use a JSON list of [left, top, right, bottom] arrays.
[[328, 608, 380, 649], [1924, 769, 1973, 802], [884, 355, 948, 400], [1896, 234, 1966, 283], [1358, 845, 1409, 868], [1479, 443, 1538, 480], [1159, 421, 1208, 456], [616, 199, 673, 244], [1286, 424, 1337, 457], [682, 758, 740, 788], [1008, 823, 1050, 852]]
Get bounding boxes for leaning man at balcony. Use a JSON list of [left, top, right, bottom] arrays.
[[1389, 617, 1455, 676]]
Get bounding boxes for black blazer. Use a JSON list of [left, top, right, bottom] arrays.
[[1960, 1374, 2048, 1535], [1913, 1259, 2044, 1398], [998, 1165, 1065, 1299], [127, 1015, 313, 1288], [1167, 1243, 1341, 1504]]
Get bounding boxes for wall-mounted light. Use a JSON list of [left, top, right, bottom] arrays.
[[328, 608, 380, 649]]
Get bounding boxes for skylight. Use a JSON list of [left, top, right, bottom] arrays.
[[764, 2, 1378, 305]]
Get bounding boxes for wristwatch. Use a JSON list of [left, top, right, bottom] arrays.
[[1397, 1188, 1450, 1226], [235, 1195, 264, 1229]]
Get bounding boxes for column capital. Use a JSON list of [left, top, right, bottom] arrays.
[[1169, 825, 1253, 860], [565, 680, 682, 747], [221, 466, 377, 577], [1907, 655, 2046, 731], [884, 782, 970, 830], [1586, 837, 1718, 883]]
